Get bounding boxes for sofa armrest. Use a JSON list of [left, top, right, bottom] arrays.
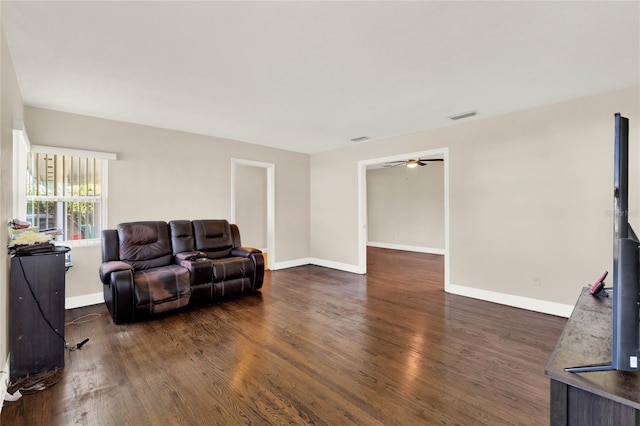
[[107, 269, 136, 324], [99, 261, 134, 285], [231, 247, 265, 290], [174, 251, 205, 262], [175, 253, 212, 285], [231, 246, 261, 258]]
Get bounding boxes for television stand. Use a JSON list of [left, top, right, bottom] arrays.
[[545, 288, 640, 425]]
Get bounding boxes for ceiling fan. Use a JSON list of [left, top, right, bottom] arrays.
[[383, 158, 444, 168]]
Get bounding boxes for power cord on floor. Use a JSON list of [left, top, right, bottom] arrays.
[[65, 313, 101, 326], [66, 338, 90, 351]]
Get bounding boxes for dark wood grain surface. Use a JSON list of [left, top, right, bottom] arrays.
[[2, 247, 566, 425], [545, 288, 640, 410]]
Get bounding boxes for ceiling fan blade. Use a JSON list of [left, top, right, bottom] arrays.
[[383, 158, 443, 168]]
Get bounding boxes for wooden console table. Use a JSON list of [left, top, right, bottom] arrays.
[[545, 288, 640, 425]]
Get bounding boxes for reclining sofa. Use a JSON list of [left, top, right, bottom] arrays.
[[99, 219, 264, 323]]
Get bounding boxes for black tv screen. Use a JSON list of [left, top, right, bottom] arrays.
[[566, 113, 640, 373], [611, 113, 640, 372]]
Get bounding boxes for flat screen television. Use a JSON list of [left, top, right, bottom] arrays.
[[566, 113, 640, 373]]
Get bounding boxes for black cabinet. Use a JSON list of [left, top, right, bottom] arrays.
[[9, 247, 69, 380]]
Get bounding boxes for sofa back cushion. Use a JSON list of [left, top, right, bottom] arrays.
[[193, 220, 234, 258], [169, 220, 195, 254], [117, 221, 173, 269]]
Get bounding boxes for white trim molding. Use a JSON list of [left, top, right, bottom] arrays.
[[270, 257, 363, 274], [271, 257, 312, 271], [0, 355, 9, 412], [230, 158, 276, 269], [357, 148, 450, 284], [367, 242, 445, 255], [12, 120, 31, 150], [30, 144, 117, 160], [446, 283, 574, 318], [65, 292, 104, 310], [12, 125, 29, 219], [309, 258, 363, 274]]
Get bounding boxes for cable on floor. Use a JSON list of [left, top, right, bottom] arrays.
[[7, 368, 63, 396], [65, 313, 101, 326]]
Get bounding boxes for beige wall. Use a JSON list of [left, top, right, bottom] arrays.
[[3, 33, 638, 328], [310, 87, 640, 309], [367, 163, 445, 250], [1, 21, 24, 381], [23, 107, 311, 299]]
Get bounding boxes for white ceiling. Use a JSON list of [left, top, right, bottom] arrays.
[[2, 1, 639, 154]]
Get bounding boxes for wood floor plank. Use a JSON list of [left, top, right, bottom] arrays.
[[2, 248, 567, 425]]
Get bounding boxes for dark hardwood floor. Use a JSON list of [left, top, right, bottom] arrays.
[[2, 247, 567, 425]]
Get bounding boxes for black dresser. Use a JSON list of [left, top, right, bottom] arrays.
[[9, 246, 70, 380]]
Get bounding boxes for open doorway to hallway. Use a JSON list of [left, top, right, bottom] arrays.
[[357, 148, 450, 288], [231, 159, 275, 269]]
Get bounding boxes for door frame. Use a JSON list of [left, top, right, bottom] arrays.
[[231, 158, 275, 268], [357, 147, 449, 289]]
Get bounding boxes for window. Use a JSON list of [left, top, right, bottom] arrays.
[[26, 152, 104, 242], [13, 124, 116, 245]]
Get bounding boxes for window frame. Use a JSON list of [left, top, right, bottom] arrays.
[[13, 123, 116, 247]]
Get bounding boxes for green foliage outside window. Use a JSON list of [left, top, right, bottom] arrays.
[[26, 153, 101, 241]]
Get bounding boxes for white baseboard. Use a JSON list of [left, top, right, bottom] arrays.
[[1, 355, 9, 413], [270, 257, 364, 274], [271, 257, 312, 271], [446, 283, 574, 318], [65, 292, 104, 310], [367, 241, 445, 255], [309, 258, 364, 274]]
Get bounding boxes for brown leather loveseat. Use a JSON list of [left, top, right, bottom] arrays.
[[99, 219, 264, 323]]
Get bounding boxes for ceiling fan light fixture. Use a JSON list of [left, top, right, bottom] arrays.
[[383, 158, 442, 168]]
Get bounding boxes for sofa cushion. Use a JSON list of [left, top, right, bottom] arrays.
[[193, 220, 234, 258], [117, 221, 173, 269], [211, 257, 253, 282], [169, 220, 196, 254], [213, 277, 252, 298], [133, 264, 191, 314]]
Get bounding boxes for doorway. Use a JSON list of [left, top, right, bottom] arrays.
[[231, 159, 275, 269], [357, 148, 449, 289]]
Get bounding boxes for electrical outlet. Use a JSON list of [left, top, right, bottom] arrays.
[[533, 276, 541, 287]]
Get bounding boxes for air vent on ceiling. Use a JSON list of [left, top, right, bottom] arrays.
[[350, 136, 370, 142], [448, 111, 477, 121]]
